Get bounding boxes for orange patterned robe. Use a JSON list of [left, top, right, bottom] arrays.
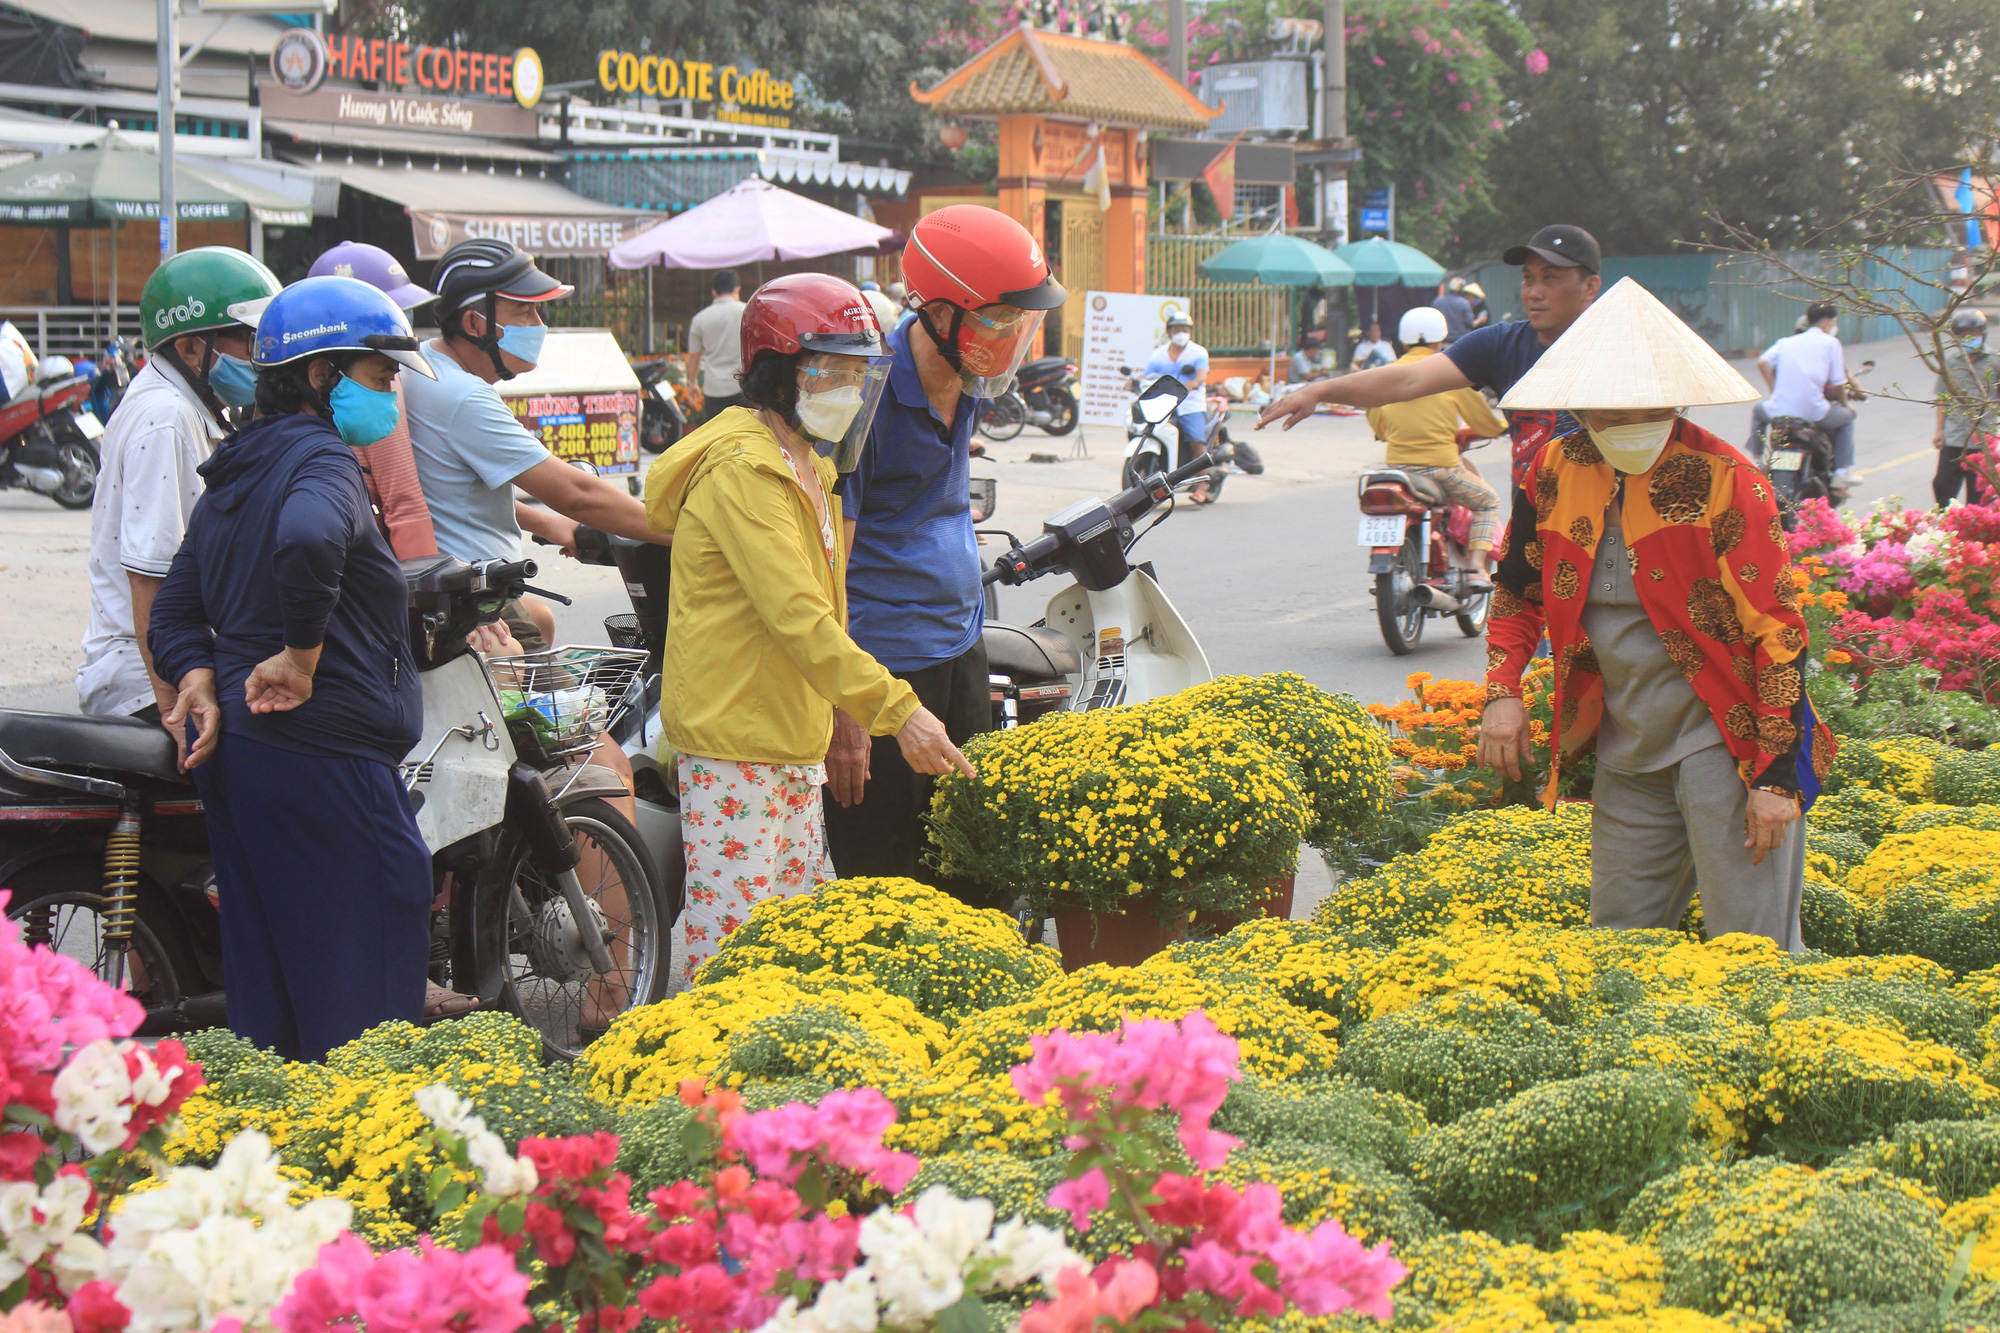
[[1485, 419, 1835, 809]]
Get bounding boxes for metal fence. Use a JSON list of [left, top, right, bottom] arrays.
[[1147, 234, 1294, 357], [541, 259, 657, 355], [0, 306, 143, 361], [1468, 247, 1954, 356]]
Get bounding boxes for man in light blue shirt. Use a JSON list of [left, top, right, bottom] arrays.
[[1141, 306, 1219, 501], [401, 238, 659, 646]]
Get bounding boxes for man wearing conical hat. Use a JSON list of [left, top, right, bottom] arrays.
[[1475, 278, 1836, 951]]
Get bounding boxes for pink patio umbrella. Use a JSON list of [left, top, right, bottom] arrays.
[[607, 177, 895, 270]]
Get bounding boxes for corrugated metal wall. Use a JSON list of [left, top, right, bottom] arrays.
[[1467, 247, 1952, 355]]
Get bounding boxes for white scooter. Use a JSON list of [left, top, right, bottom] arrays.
[[983, 374, 1219, 728]]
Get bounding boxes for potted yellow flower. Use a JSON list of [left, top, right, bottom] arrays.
[[927, 703, 1310, 970]]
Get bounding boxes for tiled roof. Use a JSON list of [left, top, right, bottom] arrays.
[[912, 28, 1218, 131]]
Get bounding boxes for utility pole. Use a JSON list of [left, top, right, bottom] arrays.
[[156, 0, 177, 259], [1167, 0, 1187, 86], [1320, 0, 1346, 247]]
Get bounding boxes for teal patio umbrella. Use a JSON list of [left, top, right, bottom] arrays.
[[1198, 232, 1357, 288], [1334, 237, 1447, 324], [1198, 233, 1356, 385], [0, 134, 309, 343]]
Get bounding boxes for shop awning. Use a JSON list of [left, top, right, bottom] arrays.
[[287, 156, 646, 258], [759, 151, 910, 196], [265, 118, 560, 165]]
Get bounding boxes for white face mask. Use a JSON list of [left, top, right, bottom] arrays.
[[1169, 331, 1190, 349], [796, 385, 864, 443], [1585, 417, 1678, 474]]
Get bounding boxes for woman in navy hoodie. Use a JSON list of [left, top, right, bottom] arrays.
[[148, 275, 439, 1062]]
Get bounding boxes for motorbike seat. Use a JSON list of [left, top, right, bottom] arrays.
[[1362, 467, 1445, 504], [982, 623, 1083, 679], [1016, 355, 1068, 381], [0, 709, 187, 787]]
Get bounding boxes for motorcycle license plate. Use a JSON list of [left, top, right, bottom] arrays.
[[652, 383, 676, 404], [1766, 449, 1804, 473], [1357, 515, 1406, 546], [72, 412, 104, 439]]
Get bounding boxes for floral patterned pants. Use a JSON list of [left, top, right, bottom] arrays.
[[675, 755, 832, 985]]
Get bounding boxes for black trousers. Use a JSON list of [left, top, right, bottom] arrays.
[[823, 640, 998, 907], [1937, 444, 1975, 508]]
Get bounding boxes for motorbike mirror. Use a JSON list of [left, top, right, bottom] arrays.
[[1136, 373, 1188, 424], [1860, 359, 1876, 372]]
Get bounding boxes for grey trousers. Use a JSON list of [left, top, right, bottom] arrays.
[[1589, 744, 1805, 951]]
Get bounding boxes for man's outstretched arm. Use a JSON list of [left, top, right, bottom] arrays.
[[1257, 353, 1474, 430]]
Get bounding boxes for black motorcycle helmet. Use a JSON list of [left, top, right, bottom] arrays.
[[430, 238, 572, 380]]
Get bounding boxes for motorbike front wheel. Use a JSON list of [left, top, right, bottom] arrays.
[[1375, 530, 1427, 655], [1120, 446, 1167, 492], [1456, 589, 1491, 638], [1038, 386, 1079, 436], [482, 796, 671, 1062], [978, 393, 1027, 442]]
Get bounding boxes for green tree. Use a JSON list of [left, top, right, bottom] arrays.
[[376, 0, 983, 166], [1128, 0, 1530, 255], [1453, 0, 2000, 262]]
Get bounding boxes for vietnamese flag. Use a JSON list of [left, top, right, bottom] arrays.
[[1202, 131, 1245, 221]]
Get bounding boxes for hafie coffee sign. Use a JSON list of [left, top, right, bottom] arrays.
[[321, 34, 543, 106]]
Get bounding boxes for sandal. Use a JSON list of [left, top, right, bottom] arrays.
[[424, 981, 481, 1019], [1187, 485, 1213, 506]]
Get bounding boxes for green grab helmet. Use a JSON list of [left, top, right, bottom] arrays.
[[139, 247, 282, 350]]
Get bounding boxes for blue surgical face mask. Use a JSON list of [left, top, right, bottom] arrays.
[[497, 320, 547, 367], [328, 374, 401, 447], [208, 351, 258, 408]]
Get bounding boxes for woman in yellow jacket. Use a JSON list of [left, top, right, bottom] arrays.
[[645, 274, 972, 982]]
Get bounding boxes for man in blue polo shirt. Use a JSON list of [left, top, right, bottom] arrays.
[[1258, 224, 1602, 492], [823, 206, 1064, 893]]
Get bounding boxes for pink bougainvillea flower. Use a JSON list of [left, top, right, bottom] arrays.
[[1525, 47, 1550, 73], [1048, 1167, 1111, 1232]]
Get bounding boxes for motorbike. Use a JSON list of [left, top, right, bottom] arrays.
[[0, 556, 676, 1061], [1117, 367, 1260, 495], [0, 354, 102, 509], [1013, 355, 1079, 436], [1763, 415, 1844, 529], [980, 373, 1221, 730], [633, 358, 689, 454], [1357, 439, 1495, 655], [88, 338, 141, 427]]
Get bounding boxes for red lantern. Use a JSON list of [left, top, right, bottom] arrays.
[[940, 123, 969, 150]]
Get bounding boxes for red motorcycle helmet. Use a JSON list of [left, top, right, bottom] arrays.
[[901, 206, 1066, 398], [740, 271, 886, 362], [739, 273, 890, 472]]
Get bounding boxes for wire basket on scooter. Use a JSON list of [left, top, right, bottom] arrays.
[[484, 645, 649, 764]]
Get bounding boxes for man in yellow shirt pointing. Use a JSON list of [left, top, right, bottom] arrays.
[[1366, 307, 1508, 588]]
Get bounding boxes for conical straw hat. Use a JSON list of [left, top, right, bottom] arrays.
[[1499, 276, 1761, 410]]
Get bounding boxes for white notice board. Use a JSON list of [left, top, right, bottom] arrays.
[[1079, 291, 1189, 429]]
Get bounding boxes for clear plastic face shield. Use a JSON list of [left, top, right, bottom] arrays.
[[920, 301, 1046, 400], [796, 352, 892, 472]]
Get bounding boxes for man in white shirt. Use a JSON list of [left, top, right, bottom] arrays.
[[685, 269, 746, 425], [78, 247, 280, 730], [1350, 321, 1395, 370], [1758, 303, 1859, 486]]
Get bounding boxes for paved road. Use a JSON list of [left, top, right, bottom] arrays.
[[1, 333, 1949, 720], [0, 332, 1953, 919]]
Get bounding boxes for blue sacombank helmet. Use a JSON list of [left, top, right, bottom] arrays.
[[233, 275, 436, 379]]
